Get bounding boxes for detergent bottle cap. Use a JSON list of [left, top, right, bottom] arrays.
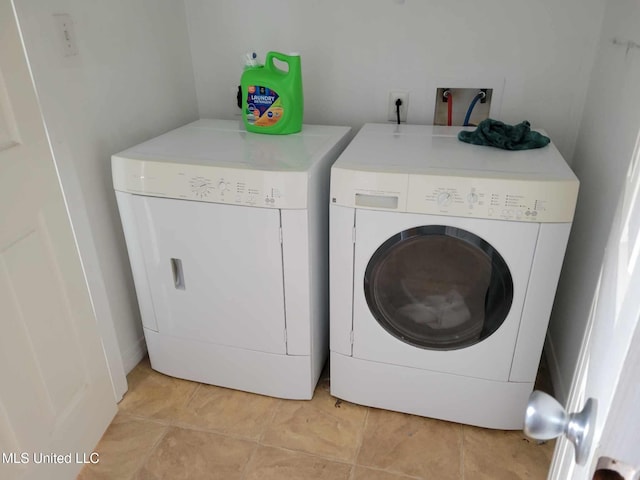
[[244, 52, 260, 68]]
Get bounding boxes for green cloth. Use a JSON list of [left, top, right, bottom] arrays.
[[457, 119, 550, 150]]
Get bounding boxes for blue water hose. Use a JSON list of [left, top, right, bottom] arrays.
[[463, 92, 484, 126]]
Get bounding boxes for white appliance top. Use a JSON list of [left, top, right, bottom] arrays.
[[334, 123, 575, 178], [331, 124, 579, 223], [112, 119, 351, 209]]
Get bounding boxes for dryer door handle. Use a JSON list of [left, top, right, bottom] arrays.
[[171, 258, 186, 290]]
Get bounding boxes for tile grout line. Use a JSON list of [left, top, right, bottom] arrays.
[[129, 424, 171, 480], [348, 409, 460, 480], [348, 406, 370, 480], [348, 464, 356, 480], [248, 443, 357, 469], [121, 382, 280, 443], [165, 419, 268, 443], [238, 440, 261, 480], [257, 398, 283, 445], [118, 371, 200, 477], [353, 464, 424, 480], [165, 381, 204, 431], [181, 382, 203, 411], [358, 463, 425, 479], [252, 440, 370, 467], [460, 425, 466, 480], [115, 410, 173, 427]]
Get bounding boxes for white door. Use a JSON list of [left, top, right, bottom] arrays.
[[546, 130, 640, 479], [0, 2, 116, 479]]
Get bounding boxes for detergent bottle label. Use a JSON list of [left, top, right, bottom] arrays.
[[245, 85, 283, 126]]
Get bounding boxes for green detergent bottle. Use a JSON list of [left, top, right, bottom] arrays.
[[241, 51, 303, 134]]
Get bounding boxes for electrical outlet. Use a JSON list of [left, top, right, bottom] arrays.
[[388, 91, 409, 123]]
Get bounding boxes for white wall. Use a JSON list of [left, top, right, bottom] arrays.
[[547, 0, 640, 402], [14, 0, 199, 377], [184, 0, 604, 161]]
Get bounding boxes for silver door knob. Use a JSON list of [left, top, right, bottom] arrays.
[[524, 390, 597, 466]]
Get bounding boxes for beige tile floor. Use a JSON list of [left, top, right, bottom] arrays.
[[78, 357, 555, 480]]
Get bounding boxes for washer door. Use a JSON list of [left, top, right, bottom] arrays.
[[351, 208, 539, 381], [364, 226, 513, 350]]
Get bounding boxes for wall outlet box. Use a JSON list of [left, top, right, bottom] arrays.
[[53, 13, 79, 57], [388, 91, 409, 123], [434, 87, 493, 126]]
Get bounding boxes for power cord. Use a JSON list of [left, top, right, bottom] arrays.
[[443, 89, 452, 126], [395, 98, 403, 125]]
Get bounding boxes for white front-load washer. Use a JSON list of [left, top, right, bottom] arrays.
[[329, 124, 579, 428], [112, 119, 350, 399]]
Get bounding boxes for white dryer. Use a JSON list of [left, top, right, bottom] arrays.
[[329, 124, 578, 429], [113, 119, 350, 399]]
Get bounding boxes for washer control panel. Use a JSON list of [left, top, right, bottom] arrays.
[[330, 167, 579, 223], [112, 157, 307, 209], [407, 174, 579, 223]]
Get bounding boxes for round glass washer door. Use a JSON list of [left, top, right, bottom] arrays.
[[364, 225, 513, 350]]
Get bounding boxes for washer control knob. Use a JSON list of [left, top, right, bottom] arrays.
[[218, 181, 228, 192], [437, 192, 452, 206], [467, 193, 479, 204]]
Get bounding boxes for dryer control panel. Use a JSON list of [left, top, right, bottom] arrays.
[[111, 119, 352, 210], [112, 156, 308, 209]]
